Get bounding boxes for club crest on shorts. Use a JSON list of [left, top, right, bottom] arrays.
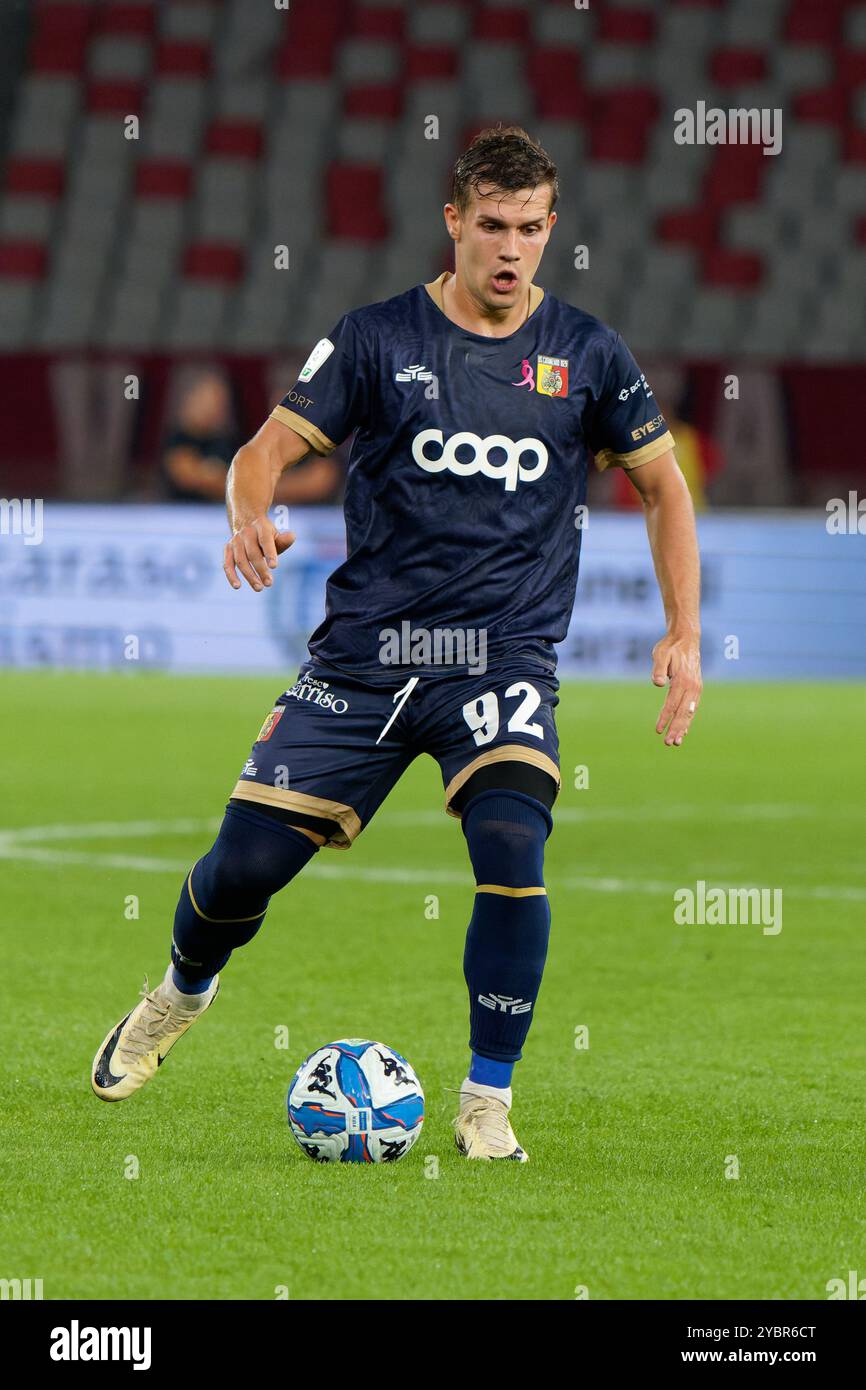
[[536, 355, 569, 397], [256, 706, 285, 742]]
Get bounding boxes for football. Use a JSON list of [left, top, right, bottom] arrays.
[[287, 1038, 425, 1163]]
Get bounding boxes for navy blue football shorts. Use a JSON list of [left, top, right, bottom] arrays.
[[229, 662, 561, 849]]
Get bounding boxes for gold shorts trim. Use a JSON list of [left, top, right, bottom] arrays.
[[230, 782, 361, 850], [444, 743, 561, 818]]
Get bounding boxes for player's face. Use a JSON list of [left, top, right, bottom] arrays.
[[445, 185, 557, 312]]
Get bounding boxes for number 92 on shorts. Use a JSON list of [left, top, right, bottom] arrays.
[[229, 663, 561, 850]]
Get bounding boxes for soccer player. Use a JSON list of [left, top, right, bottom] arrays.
[[92, 128, 702, 1161]]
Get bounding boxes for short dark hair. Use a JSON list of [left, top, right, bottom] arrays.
[[450, 125, 559, 214]]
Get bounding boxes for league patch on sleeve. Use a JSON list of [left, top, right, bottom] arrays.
[[299, 338, 335, 382]]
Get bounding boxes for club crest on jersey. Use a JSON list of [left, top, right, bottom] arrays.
[[256, 706, 285, 742], [536, 356, 568, 397]]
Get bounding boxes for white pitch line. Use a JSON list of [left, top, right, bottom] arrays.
[[0, 817, 220, 844], [0, 803, 829, 846], [374, 803, 822, 826], [1, 839, 865, 902]]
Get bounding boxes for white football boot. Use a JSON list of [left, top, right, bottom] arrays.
[[91, 968, 219, 1101], [452, 1081, 529, 1162]]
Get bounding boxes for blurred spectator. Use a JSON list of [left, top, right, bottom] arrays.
[[162, 367, 238, 503], [162, 366, 343, 504]]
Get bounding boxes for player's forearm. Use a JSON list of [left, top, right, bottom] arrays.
[[642, 472, 701, 636], [226, 441, 281, 532]]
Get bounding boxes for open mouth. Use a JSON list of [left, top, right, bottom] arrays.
[[491, 269, 518, 294]]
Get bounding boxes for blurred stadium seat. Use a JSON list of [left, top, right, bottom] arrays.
[[0, 0, 863, 500]]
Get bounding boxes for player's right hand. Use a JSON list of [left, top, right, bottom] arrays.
[[223, 517, 295, 591]]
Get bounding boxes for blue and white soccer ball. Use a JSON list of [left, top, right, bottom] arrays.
[[288, 1039, 424, 1163]]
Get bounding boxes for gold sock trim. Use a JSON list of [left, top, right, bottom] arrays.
[[186, 869, 267, 924], [475, 884, 547, 898]]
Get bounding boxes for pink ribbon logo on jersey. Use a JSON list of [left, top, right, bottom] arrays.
[[512, 358, 535, 389]]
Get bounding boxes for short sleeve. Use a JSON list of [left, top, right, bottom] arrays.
[[586, 334, 675, 471], [270, 314, 373, 455]]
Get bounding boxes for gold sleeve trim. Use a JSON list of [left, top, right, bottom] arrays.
[[595, 430, 676, 472], [230, 782, 361, 850], [476, 884, 548, 898], [444, 743, 561, 817], [269, 405, 337, 456]]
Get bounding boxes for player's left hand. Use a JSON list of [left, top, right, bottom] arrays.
[[651, 632, 702, 747]]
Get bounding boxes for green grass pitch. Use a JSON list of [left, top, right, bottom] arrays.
[[1, 670, 864, 1301]]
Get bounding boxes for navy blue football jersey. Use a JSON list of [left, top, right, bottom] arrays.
[[272, 273, 674, 682]]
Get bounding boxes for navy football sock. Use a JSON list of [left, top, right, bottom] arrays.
[[461, 790, 552, 1066], [171, 803, 318, 987]]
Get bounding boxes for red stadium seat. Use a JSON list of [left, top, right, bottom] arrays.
[[702, 248, 763, 288], [276, 0, 349, 79], [593, 87, 659, 124], [5, 158, 65, 197], [589, 88, 658, 162], [785, 0, 847, 45], [352, 7, 405, 40], [0, 241, 48, 277], [406, 47, 458, 80], [92, 4, 155, 37], [474, 9, 531, 44], [183, 244, 244, 281], [154, 42, 211, 78], [598, 10, 656, 44], [135, 161, 193, 199], [710, 49, 769, 86], [590, 122, 648, 164], [528, 50, 587, 120], [205, 121, 264, 159], [345, 85, 404, 119], [658, 208, 719, 251], [704, 146, 767, 207], [844, 128, 866, 162], [29, 3, 93, 74], [326, 164, 388, 240], [86, 80, 145, 112], [836, 51, 866, 87], [795, 88, 849, 125]]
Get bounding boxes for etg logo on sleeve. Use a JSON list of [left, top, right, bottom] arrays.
[[299, 338, 335, 382]]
